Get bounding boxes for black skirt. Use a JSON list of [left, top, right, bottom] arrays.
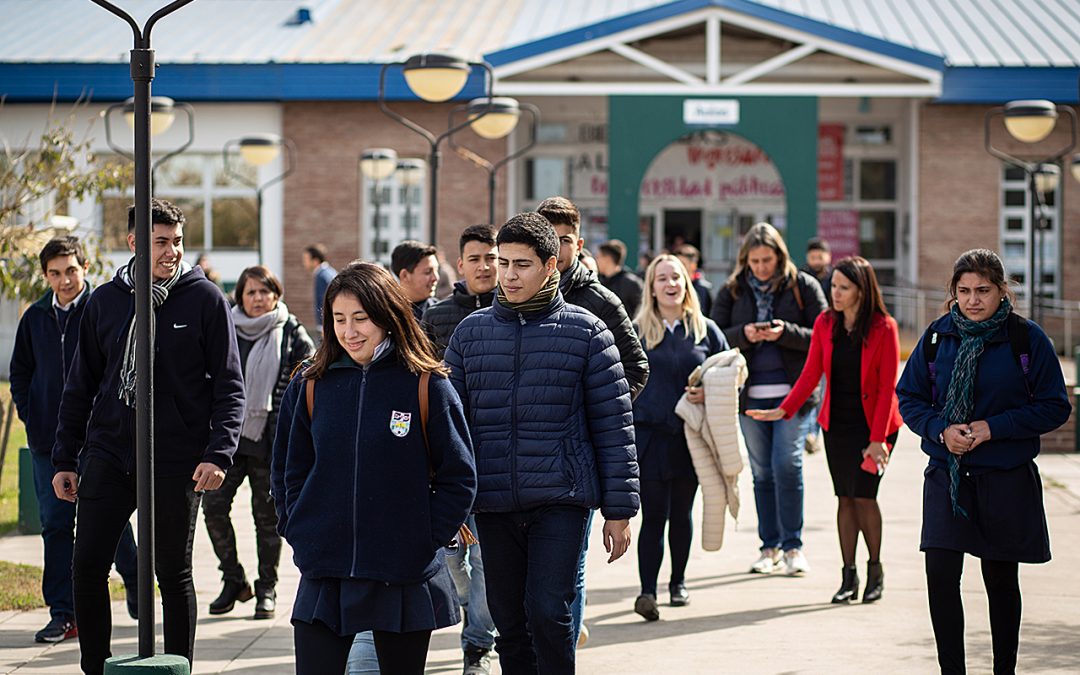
[[291, 563, 459, 635], [920, 461, 1051, 563], [822, 424, 898, 499]]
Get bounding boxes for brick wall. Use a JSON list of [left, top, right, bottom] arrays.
[[919, 104, 1080, 305], [281, 101, 509, 329]]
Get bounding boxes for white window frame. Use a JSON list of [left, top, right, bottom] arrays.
[[999, 165, 1061, 300]]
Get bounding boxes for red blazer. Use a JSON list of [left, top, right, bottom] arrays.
[[780, 312, 903, 443]]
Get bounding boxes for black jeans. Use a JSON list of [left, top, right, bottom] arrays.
[[925, 548, 1021, 675], [638, 476, 698, 596], [292, 619, 431, 675], [475, 506, 590, 675], [201, 452, 281, 593], [72, 457, 201, 675]]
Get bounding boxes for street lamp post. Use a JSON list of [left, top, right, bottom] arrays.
[[984, 100, 1077, 323], [377, 54, 496, 245], [88, 0, 196, 666], [359, 148, 398, 264], [222, 134, 296, 265], [103, 95, 195, 194], [449, 97, 540, 224], [396, 158, 426, 240]]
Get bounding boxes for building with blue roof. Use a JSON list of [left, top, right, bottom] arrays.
[[1, 0, 1077, 353]]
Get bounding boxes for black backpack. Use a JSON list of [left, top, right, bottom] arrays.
[[923, 312, 1032, 405]]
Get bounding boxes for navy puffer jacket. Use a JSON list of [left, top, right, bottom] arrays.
[[445, 292, 640, 521]]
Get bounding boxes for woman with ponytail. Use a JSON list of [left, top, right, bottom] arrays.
[[896, 249, 1070, 674]]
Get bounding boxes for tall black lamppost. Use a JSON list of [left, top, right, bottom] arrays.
[[103, 95, 195, 194], [985, 99, 1076, 323], [449, 97, 540, 224], [222, 134, 296, 265], [88, 0, 195, 668], [396, 158, 426, 241], [377, 53, 496, 245], [359, 148, 398, 263]]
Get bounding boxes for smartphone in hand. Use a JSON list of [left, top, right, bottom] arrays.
[[860, 454, 884, 476]]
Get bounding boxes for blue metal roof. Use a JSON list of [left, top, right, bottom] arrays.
[[0, 0, 1076, 103]]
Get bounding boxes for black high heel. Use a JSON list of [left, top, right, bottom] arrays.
[[831, 565, 859, 604], [863, 561, 884, 603]]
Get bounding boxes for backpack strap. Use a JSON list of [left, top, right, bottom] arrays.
[[791, 278, 804, 311], [417, 371, 477, 547], [305, 378, 315, 419], [1006, 312, 1033, 400]]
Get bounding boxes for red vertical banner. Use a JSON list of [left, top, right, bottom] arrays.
[[818, 123, 845, 202]]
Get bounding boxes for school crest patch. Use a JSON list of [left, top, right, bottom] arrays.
[[390, 410, 412, 437]]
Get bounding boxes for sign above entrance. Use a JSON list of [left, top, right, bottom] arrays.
[[683, 99, 739, 126]]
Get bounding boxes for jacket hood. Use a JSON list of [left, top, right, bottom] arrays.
[[452, 279, 495, 310]]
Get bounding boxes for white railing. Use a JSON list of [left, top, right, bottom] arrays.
[[880, 285, 1080, 356]]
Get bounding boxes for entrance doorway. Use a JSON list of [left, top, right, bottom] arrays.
[[663, 209, 702, 251]]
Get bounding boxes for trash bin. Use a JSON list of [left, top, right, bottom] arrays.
[[18, 447, 41, 535]]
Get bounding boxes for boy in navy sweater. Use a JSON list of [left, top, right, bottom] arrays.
[[52, 199, 245, 675], [10, 237, 138, 644]]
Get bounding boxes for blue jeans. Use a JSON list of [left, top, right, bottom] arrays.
[[570, 510, 594, 642], [739, 398, 812, 551], [475, 506, 590, 674], [345, 631, 378, 674], [32, 451, 137, 619], [447, 515, 496, 651]]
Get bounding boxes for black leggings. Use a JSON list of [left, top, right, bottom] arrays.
[[924, 548, 1021, 675], [292, 619, 431, 675], [637, 476, 698, 596]]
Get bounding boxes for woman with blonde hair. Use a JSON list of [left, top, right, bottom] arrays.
[[271, 262, 476, 675], [712, 223, 827, 576], [631, 254, 728, 622]]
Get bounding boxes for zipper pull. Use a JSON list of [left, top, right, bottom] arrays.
[[518, 312, 526, 325]]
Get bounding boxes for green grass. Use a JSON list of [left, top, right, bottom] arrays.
[[0, 384, 27, 536], [0, 560, 46, 610]]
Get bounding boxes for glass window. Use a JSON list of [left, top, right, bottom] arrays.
[[857, 210, 895, 259], [1006, 217, 1024, 231], [525, 157, 568, 201], [1004, 165, 1026, 181], [1004, 190, 1026, 207], [854, 125, 891, 145], [859, 160, 896, 200], [210, 197, 257, 249], [155, 154, 203, 188]]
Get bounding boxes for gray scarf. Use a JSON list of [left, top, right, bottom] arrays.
[[233, 302, 289, 442], [117, 257, 190, 408], [746, 270, 776, 322]]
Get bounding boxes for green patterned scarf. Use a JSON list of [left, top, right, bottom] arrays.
[[497, 269, 560, 314], [941, 296, 1012, 517]]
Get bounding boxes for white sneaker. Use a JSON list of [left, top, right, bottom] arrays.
[[784, 549, 810, 576], [749, 548, 783, 574]]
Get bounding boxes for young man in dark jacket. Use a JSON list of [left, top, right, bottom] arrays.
[[52, 199, 245, 675], [536, 196, 649, 400], [675, 244, 714, 317], [421, 224, 500, 673], [537, 196, 648, 647], [301, 244, 336, 335], [423, 224, 498, 359], [391, 239, 440, 321], [595, 238, 644, 319], [9, 237, 138, 644], [445, 213, 639, 673]]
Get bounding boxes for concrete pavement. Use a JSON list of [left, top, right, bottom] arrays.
[[2, 429, 1079, 674]]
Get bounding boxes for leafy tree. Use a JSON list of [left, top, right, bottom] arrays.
[[0, 103, 131, 301]]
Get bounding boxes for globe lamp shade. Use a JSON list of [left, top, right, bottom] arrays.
[[467, 97, 521, 139], [122, 96, 177, 137], [360, 148, 399, 180], [396, 158, 426, 186], [1003, 100, 1058, 144], [238, 134, 283, 166], [402, 53, 470, 103]]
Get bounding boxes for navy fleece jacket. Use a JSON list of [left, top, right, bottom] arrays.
[[53, 265, 245, 476], [271, 351, 476, 584], [10, 286, 91, 455], [896, 312, 1071, 472]]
